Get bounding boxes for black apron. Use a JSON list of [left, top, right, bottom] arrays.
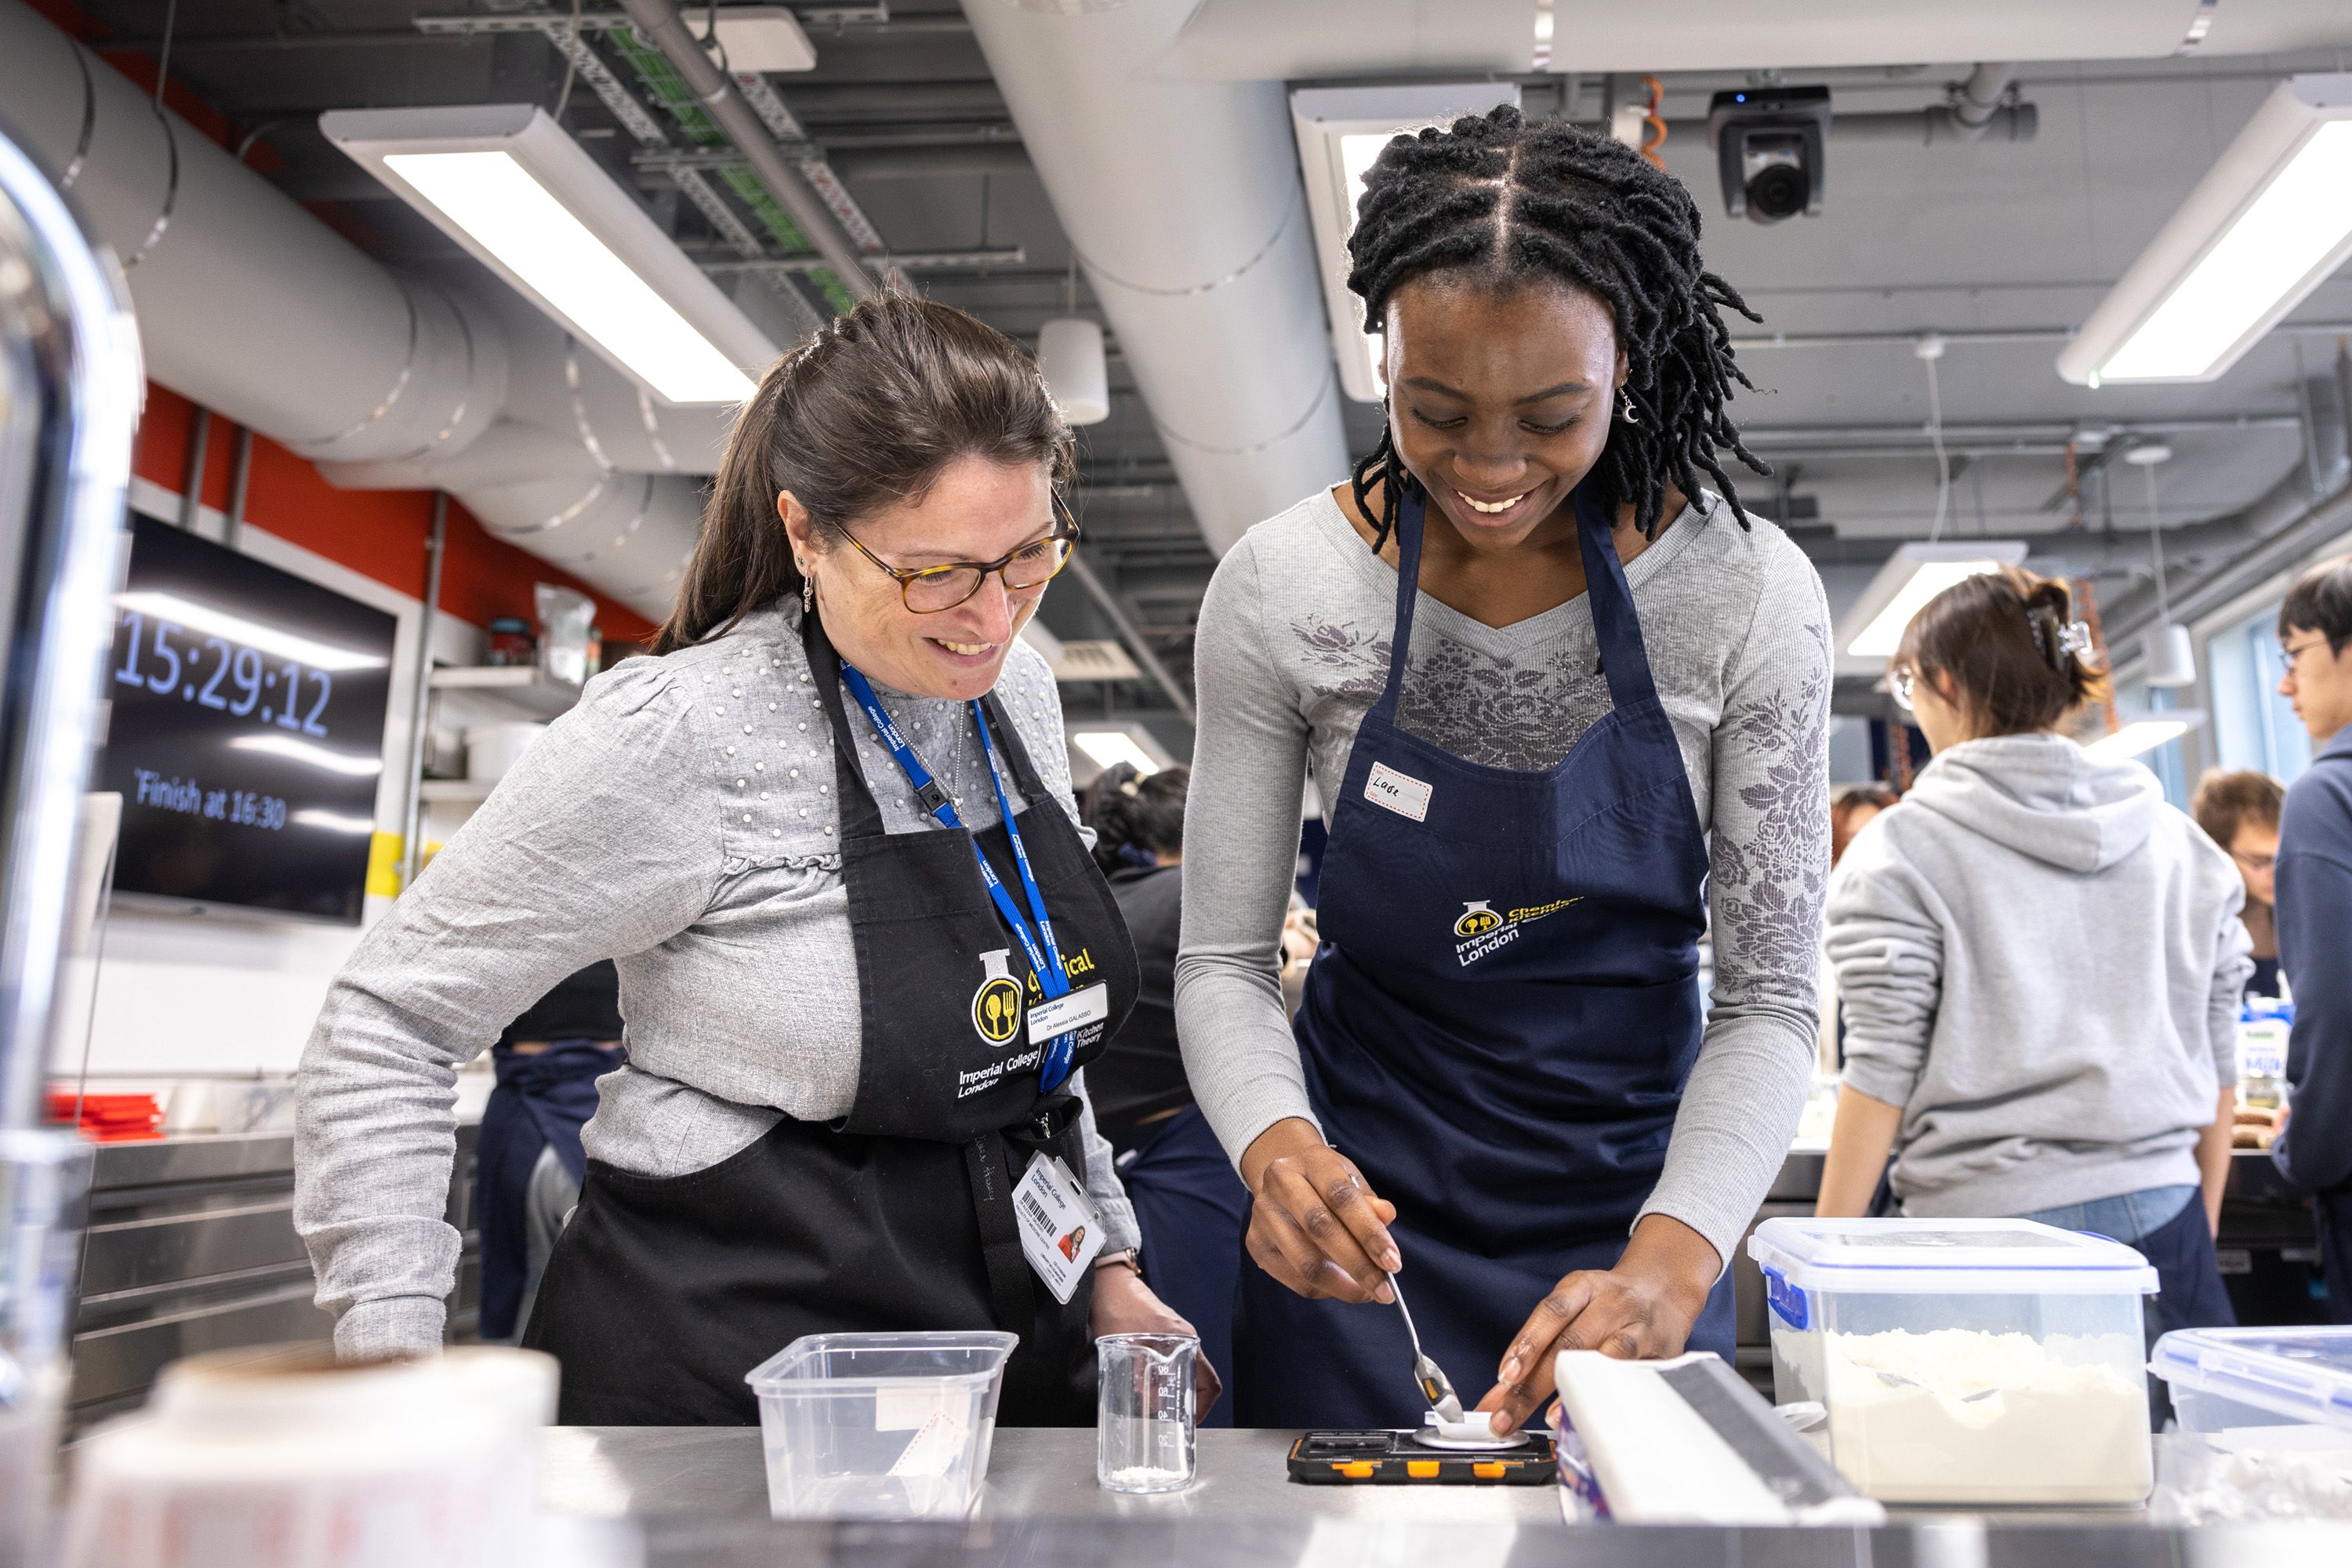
[[524, 612, 1139, 1425]]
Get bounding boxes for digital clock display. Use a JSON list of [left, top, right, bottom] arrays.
[[95, 514, 397, 924]]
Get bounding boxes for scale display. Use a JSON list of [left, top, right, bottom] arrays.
[[95, 514, 397, 924]]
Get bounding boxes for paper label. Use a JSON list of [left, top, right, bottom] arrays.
[[886, 1409, 968, 1478], [1364, 761, 1432, 822], [1026, 983, 1109, 1045], [1014, 1152, 1102, 1304]]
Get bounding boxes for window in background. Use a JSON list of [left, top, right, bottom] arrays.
[[2207, 601, 2314, 784], [2116, 679, 2192, 807]]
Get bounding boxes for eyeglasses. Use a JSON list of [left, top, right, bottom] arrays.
[[2231, 848, 2277, 873], [838, 513, 1081, 614], [1889, 666, 1916, 712], [2281, 634, 2332, 669]]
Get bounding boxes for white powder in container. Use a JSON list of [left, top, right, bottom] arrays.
[[1817, 1328, 2151, 1504]]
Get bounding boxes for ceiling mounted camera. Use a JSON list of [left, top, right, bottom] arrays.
[[1707, 85, 1831, 225]]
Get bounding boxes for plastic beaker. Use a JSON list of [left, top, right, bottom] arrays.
[[1094, 1334, 1197, 1494]]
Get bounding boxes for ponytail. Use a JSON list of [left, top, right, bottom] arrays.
[[1080, 764, 1189, 877]]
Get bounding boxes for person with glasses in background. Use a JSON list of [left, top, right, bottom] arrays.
[[1817, 566, 2247, 1338], [2270, 554, 2352, 1323], [297, 295, 1216, 1424], [2191, 770, 2288, 1001]]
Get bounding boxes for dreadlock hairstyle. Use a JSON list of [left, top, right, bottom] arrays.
[[1345, 105, 1769, 553]]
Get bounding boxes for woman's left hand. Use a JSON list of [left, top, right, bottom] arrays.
[[1471, 1214, 1719, 1437], [1090, 1261, 1225, 1421]]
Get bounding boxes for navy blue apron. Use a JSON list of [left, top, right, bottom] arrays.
[[1235, 478, 1733, 1428], [477, 1039, 615, 1341]]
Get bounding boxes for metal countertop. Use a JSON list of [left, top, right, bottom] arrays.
[[539, 1427, 2352, 1568]]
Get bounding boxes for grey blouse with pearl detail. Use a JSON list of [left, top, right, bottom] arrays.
[[293, 601, 1138, 1360]]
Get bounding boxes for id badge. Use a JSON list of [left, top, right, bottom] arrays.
[[1026, 982, 1109, 1045], [1013, 1152, 1103, 1304]]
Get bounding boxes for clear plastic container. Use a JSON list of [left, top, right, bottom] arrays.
[[744, 1331, 1017, 1519], [1095, 1334, 1197, 1494], [2147, 1328, 2352, 1524], [1748, 1218, 2158, 1504]]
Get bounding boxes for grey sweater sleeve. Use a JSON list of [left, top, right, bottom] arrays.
[[296, 666, 719, 1358], [1827, 834, 1944, 1109], [1634, 553, 1831, 1267], [1174, 540, 1321, 1163], [2208, 899, 2254, 1089]]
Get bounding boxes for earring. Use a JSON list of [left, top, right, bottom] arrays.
[[1617, 389, 1640, 426], [800, 572, 813, 613]]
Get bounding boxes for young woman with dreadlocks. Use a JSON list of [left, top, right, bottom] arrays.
[[1174, 109, 1831, 1432]]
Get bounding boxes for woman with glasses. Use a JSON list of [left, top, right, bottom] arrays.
[[296, 294, 1217, 1425], [1817, 566, 2247, 1336]]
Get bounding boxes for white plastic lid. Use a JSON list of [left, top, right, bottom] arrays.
[[2151, 1327, 2352, 1431], [1747, 1217, 2159, 1295]]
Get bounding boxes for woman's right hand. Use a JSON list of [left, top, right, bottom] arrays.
[[1240, 1118, 1400, 1303]]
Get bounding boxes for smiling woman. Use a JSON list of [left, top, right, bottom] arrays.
[[296, 294, 1217, 1428], [1174, 107, 1834, 1433]]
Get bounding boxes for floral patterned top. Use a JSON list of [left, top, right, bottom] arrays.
[[1173, 486, 1833, 1267]]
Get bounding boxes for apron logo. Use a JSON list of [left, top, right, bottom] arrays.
[[1453, 901, 1503, 938], [1452, 895, 1585, 967], [972, 948, 1025, 1046]]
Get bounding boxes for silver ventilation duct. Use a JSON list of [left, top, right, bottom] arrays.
[[960, 0, 1349, 556], [0, 3, 729, 619]]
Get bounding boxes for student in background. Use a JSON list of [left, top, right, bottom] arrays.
[[1081, 763, 1248, 1425], [477, 964, 624, 1344], [2193, 769, 2287, 1000], [1818, 567, 2246, 1335], [1831, 784, 1897, 869], [2270, 554, 2352, 1323]]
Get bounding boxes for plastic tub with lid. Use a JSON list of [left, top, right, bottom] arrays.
[[745, 1330, 1017, 1519], [2147, 1327, 2352, 1522], [1748, 1217, 2158, 1504]]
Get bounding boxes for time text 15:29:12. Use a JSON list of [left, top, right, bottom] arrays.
[[114, 612, 334, 738]]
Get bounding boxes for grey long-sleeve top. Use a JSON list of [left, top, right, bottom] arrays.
[[295, 601, 1138, 1359], [1174, 488, 1832, 1270]]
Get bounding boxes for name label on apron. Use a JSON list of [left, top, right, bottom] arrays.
[[1014, 1153, 1103, 1304], [1026, 982, 1109, 1045], [1364, 761, 1433, 822]]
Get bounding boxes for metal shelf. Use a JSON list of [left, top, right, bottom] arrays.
[[427, 662, 583, 720]]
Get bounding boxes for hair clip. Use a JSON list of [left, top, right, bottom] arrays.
[[2056, 619, 2096, 662]]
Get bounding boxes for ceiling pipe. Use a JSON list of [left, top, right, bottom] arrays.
[[2100, 365, 2352, 656], [959, 0, 1350, 557], [615, 0, 877, 301], [0, 2, 712, 616]]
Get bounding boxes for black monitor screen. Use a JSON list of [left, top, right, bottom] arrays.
[[96, 514, 397, 924]]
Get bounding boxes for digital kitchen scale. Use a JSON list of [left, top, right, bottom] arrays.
[[1287, 1429, 1557, 1486]]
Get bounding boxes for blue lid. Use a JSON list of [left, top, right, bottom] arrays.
[[2151, 1328, 2352, 1430], [1747, 1218, 2158, 1295]]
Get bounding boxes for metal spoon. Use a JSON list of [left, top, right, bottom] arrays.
[[1388, 1271, 1463, 1423]]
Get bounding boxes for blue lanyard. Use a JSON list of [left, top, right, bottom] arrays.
[[837, 664, 1076, 1092]]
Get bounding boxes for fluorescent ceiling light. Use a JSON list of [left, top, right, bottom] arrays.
[[1291, 85, 1521, 404], [2082, 710, 2205, 760], [1836, 542, 2029, 661], [321, 104, 775, 405], [1068, 724, 1172, 781], [114, 591, 387, 672], [2060, 74, 2352, 386], [230, 735, 385, 777]]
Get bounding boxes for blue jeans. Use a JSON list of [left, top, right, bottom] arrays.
[[2020, 1184, 2195, 1243], [2020, 1182, 2235, 1334]]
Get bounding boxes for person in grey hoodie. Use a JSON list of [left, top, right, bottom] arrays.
[[1817, 567, 2249, 1334]]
